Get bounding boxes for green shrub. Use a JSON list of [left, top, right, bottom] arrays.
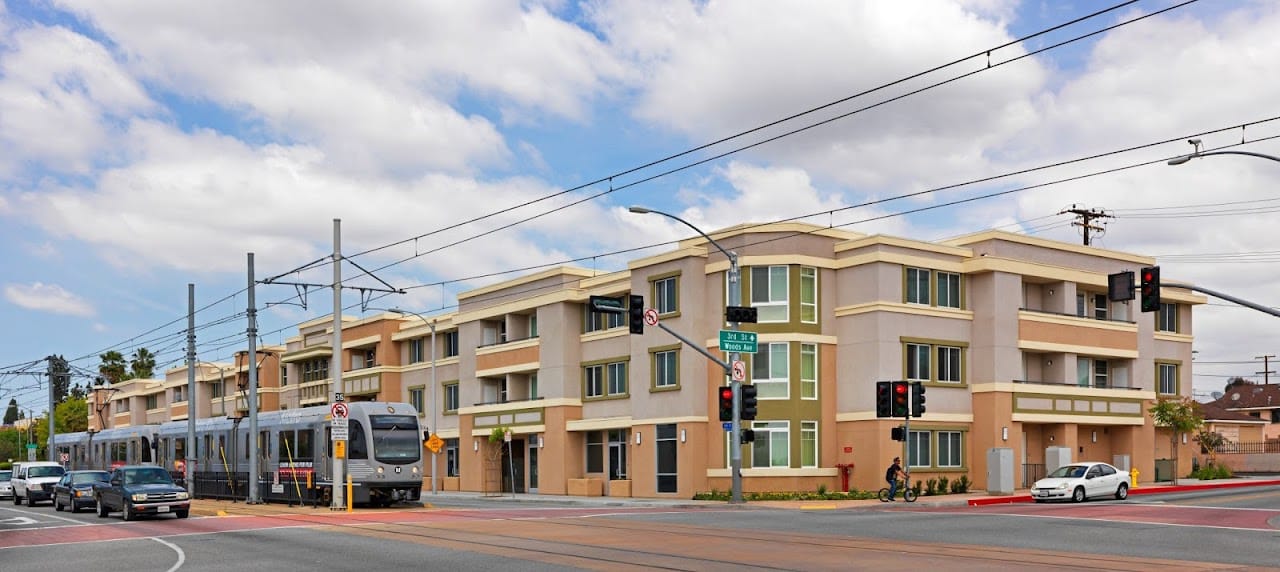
[[951, 475, 971, 493], [938, 476, 950, 495], [817, 483, 828, 495], [911, 480, 923, 497], [925, 478, 938, 496]]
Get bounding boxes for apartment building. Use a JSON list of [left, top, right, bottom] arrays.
[[90, 222, 1202, 498]]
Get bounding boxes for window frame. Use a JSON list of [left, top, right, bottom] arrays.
[[442, 382, 459, 413], [408, 385, 425, 416], [750, 342, 790, 399], [906, 430, 930, 469], [1157, 362, 1179, 395], [905, 267, 931, 305], [583, 358, 629, 400], [748, 420, 791, 469], [1158, 302, 1178, 333], [936, 271, 962, 309], [653, 274, 679, 315], [800, 343, 818, 400], [750, 265, 790, 323], [800, 266, 818, 323], [937, 431, 962, 468], [902, 338, 967, 385], [650, 346, 680, 391], [800, 421, 818, 468]]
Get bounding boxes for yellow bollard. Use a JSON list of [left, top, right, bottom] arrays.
[[1130, 468, 1140, 488], [346, 474, 353, 512]]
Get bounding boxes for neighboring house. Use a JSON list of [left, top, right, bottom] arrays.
[[88, 223, 1205, 498], [1198, 401, 1268, 445], [1205, 384, 1280, 440]]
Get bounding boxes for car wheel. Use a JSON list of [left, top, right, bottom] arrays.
[[70, 502, 80, 514], [1115, 483, 1128, 500], [26, 494, 36, 507], [11, 494, 19, 505], [96, 499, 109, 518], [54, 497, 63, 511], [123, 504, 136, 521], [176, 510, 189, 519], [1072, 486, 1086, 503]]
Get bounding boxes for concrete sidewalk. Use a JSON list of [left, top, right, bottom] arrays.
[[188, 476, 1280, 516]]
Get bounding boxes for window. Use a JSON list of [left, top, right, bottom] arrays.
[[800, 343, 817, 399], [529, 314, 538, 338], [145, 395, 158, 410], [656, 424, 678, 493], [529, 373, 539, 399], [654, 276, 678, 314], [937, 431, 962, 468], [1077, 293, 1109, 320], [586, 431, 604, 473], [443, 332, 459, 358], [585, 305, 625, 332], [408, 387, 424, 415], [1158, 303, 1178, 332], [445, 439, 459, 477], [750, 266, 789, 322], [1077, 357, 1109, 388], [280, 365, 288, 386], [653, 349, 678, 389], [751, 342, 789, 399], [116, 400, 130, 413], [800, 267, 817, 323], [1158, 363, 1178, 395], [409, 338, 425, 363], [302, 358, 329, 382], [354, 348, 377, 369], [903, 340, 965, 384], [906, 343, 930, 382], [443, 383, 459, 412], [750, 421, 790, 468], [800, 421, 818, 468], [906, 267, 931, 305], [937, 272, 961, 309], [585, 361, 628, 399], [907, 430, 930, 469], [172, 386, 186, 403], [210, 381, 223, 398]]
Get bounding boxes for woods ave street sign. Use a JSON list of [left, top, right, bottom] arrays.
[[719, 330, 757, 353]]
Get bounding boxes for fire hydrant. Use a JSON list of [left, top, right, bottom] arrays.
[[836, 463, 854, 492], [1130, 468, 1140, 488]]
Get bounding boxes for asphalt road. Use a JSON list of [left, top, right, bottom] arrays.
[[2, 487, 1278, 571]]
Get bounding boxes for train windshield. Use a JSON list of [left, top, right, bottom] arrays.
[[370, 415, 421, 464]]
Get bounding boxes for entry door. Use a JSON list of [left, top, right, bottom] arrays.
[[528, 441, 539, 493], [501, 439, 526, 493]]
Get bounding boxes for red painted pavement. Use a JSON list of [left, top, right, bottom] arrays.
[[943, 502, 1280, 531], [967, 479, 1280, 506]]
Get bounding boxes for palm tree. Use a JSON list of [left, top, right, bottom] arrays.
[[98, 351, 128, 384], [129, 348, 157, 379]]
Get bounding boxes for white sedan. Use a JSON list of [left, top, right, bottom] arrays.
[[1031, 462, 1128, 503]]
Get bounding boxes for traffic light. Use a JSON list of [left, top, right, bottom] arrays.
[[718, 386, 734, 422], [725, 305, 758, 324], [911, 381, 926, 418], [876, 381, 892, 418], [740, 384, 758, 420], [891, 381, 909, 417], [891, 426, 905, 441], [1139, 266, 1160, 313], [741, 429, 756, 443], [629, 294, 644, 334]]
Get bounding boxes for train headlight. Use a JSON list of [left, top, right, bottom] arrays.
[[376, 466, 384, 474]]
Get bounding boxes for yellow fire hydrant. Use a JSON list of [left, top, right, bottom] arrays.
[[1130, 468, 1140, 488]]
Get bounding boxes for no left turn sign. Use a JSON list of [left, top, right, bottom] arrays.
[[731, 360, 746, 382], [643, 308, 659, 326]]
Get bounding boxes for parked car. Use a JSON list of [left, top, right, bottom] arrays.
[[53, 470, 111, 513], [11, 461, 66, 506], [93, 465, 190, 520], [0, 469, 12, 500], [1032, 461, 1128, 503]]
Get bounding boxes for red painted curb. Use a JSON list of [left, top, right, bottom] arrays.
[[966, 479, 1280, 506]]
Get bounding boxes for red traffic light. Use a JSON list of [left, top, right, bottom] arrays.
[[894, 383, 907, 394], [720, 387, 734, 400]]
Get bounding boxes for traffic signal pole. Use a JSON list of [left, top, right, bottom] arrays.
[[726, 252, 744, 504]]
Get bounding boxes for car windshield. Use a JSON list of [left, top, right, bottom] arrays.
[[0, 471, 10, 480], [72, 472, 110, 485], [29, 466, 65, 478], [123, 468, 173, 485], [1047, 465, 1088, 479]]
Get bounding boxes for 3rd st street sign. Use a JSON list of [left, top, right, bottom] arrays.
[[719, 330, 758, 353]]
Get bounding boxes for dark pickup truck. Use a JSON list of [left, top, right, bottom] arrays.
[[93, 465, 191, 520]]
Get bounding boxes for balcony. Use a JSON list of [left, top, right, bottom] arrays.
[[1008, 379, 1151, 425], [473, 396, 546, 407], [1013, 379, 1141, 391]]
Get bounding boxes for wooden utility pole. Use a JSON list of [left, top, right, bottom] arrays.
[[1257, 354, 1275, 385], [1061, 205, 1112, 246]]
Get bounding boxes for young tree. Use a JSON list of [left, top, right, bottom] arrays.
[[1148, 397, 1204, 485], [99, 351, 128, 384], [1194, 429, 1227, 465], [3, 398, 17, 425], [129, 347, 157, 379]]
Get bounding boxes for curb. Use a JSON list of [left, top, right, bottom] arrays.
[[966, 478, 1280, 506]]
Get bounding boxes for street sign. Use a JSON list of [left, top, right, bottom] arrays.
[[588, 295, 626, 314], [425, 434, 444, 454], [643, 308, 659, 326], [719, 330, 758, 353], [331, 416, 349, 441], [731, 360, 746, 382], [334, 440, 346, 459], [59, 452, 69, 463], [334, 392, 345, 402], [331, 402, 349, 419], [722, 422, 732, 431]]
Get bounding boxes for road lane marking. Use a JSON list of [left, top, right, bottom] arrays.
[[912, 508, 1279, 532], [152, 537, 186, 572], [0, 505, 87, 524]]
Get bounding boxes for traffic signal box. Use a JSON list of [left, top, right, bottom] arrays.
[[876, 381, 892, 418], [739, 384, 758, 420], [911, 381, 926, 418], [1139, 266, 1161, 313], [629, 294, 644, 334], [891, 381, 909, 417], [718, 386, 734, 422]]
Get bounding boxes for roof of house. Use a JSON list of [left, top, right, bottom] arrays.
[[1199, 401, 1268, 424], [1211, 383, 1280, 410]]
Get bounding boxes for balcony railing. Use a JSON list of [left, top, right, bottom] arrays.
[[1012, 379, 1142, 391], [473, 396, 545, 407], [1213, 441, 1280, 454], [1019, 307, 1135, 324], [476, 335, 539, 350]]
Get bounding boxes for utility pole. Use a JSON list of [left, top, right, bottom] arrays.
[[46, 356, 55, 463], [332, 220, 345, 511], [186, 284, 197, 496], [1061, 205, 1112, 246], [247, 253, 261, 504], [1258, 355, 1275, 385]]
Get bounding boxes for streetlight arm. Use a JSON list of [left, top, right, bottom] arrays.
[[628, 206, 736, 262], [1168, 150, 1280, 166]]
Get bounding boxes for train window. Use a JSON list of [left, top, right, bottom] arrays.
[[204, 435, 212, 463], [349, 420, 368, 460], [142, 437, 152, 463], [259, 431, 270, 460], [244, 432, 250, 460], [298, 430, 313, 461], [175, 438, 186, 467], [218, 435, 226, 460], [279, 431, 294, 463], [325, 427, 332, 458], [129, 440, 137, 464]]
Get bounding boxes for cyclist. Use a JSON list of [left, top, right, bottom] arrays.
[[885, 457, 905, 501]]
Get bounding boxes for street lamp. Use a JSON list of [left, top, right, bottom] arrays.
[[628, 205, 746, 504], [1167, 139, 1280, 165], [383, 308, 439, 496]]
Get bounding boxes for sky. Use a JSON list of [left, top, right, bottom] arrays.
[[3, 0, 1280, 415]]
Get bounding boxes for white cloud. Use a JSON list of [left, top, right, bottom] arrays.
[[4, 282, 95, 317]]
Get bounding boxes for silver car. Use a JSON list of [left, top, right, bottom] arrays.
[[0, 470, 12, 500]]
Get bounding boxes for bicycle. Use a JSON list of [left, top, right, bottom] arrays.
[[878, 478, 917, 502]]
